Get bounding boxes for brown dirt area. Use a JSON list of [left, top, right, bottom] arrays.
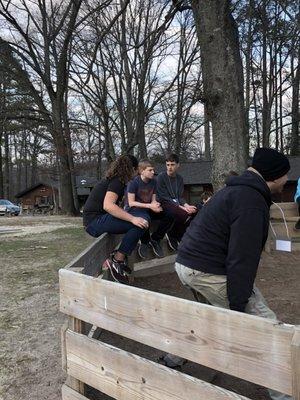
[[0, 215, 299, 400]]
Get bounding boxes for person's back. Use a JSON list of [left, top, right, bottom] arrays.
[[178, 171, 271, 275], [83, 177, 123, 227]]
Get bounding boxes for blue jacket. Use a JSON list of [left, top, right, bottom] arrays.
[[295, 178, 300, 202]]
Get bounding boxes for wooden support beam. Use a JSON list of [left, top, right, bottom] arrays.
[[133, 254, 176, 277], [60, 269, 294, 395], [292, 327, 300, 400], [67, 317, 85, 395], [64, 233, 119, 277], [62, 384, 89, 400], [61, 319, 69, 372], [66, 330, 251, 400]]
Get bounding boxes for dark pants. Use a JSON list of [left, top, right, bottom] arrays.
[[161, 200, 196, 241], [85, 209, 149, 255], [128, 208, 174, 243]]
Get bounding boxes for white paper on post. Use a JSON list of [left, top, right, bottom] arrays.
[[275, 239, 292, 252]]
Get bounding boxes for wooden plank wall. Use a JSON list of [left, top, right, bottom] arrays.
[[60, 269, 296, 396], [64, 232, 119, 276], [64, 330, 251, 400]]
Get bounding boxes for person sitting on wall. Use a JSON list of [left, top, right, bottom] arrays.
[[125, 159, 174, 259], [294, 177, 300, 230], [83, 155, 149, 284], [156, 153, 197, 251]]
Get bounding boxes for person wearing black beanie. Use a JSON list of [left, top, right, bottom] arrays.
[[162, 148, 292, 400], [252, 147, 290, 183]]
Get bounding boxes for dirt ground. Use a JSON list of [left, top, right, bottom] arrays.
[[0, 215, 299, 400]]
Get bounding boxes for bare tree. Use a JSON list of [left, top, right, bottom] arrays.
[[190, 0, 247, 189], [0, 0, 113, 213]]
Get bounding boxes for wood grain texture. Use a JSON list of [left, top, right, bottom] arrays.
[[60, 269, 295, 395], [64, 233, 119, 277], [66, 330, 251, 400], [270, 202, 298, 219], [133, 254, 176, 277], [62, 384, 89, 400], [67, 316, 85, 394], [61, 319, 69, 372], [291, 327, 300, 400]]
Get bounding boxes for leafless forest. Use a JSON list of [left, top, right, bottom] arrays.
[[0, 0, 299, 212]]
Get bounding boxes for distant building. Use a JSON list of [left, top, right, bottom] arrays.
[[15, 156, 300, 210], [15, 182, 59, 212], [76, 176, 98, 207]]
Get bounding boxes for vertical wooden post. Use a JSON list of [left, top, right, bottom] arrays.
[[291, 327, 300, 400], [66, 317, 85, 395]]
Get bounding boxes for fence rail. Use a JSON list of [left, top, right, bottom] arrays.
[[60, 206, 300, 399]]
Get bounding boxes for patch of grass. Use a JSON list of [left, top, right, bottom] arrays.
[[0, 225, 94, 313]]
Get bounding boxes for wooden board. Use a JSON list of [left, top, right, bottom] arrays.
[[270, 202, 298, 219], [291, 328, 300, 400], [269, 222, 300, 239], [64, 233, 119, 276], [62, 384, 89, 400], [66, 330, 250, 400], [133, 254, 176, 277], [60, 269, 295, 395]]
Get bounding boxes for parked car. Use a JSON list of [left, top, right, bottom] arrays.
[[0, 199, 21, 216]]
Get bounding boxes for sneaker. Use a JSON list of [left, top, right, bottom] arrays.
[[111, 251, 131, 275], [166, 233, 178, 251], [295, 219, 300, 230], [149, 238, 164, 258], [138, 242, 150, 259], [102, 256, 129, 284]]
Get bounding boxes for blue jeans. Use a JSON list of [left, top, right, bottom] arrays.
[[128, 208, 174, 243], [85, 209, 150, 255]]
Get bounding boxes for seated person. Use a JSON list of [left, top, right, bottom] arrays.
[[83, 155, 149, 284], [125, 159, 174, 258], [156, 153, 197, 250], [295, 177, 300, 230]]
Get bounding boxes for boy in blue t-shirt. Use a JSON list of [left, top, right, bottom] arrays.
[[125, 160, 174, 258]]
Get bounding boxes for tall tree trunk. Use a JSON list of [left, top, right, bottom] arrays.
[[4, 130, 10, 198], [290, 44, 300, 155], [191, 0, 247, 189], [204, 103, 211, 160], [0, 130, 3, 197], [31, 134, 39, 186], [52, 102, 76, 215]]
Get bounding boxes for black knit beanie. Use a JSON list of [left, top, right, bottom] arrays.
[[252, 148, 290, 181]]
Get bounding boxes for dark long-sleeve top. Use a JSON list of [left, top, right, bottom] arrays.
[[156, 172, 186, 205], [177, 171, 272, 312]]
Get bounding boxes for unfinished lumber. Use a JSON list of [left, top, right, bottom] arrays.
[[61, 319, 69, 372], [66, 330, 250, 400], [62, 384, 89, 400], [60, 269, 294, 395], [270, 202, 298, 219], [291, 327, 300, 400], [133, 254, 176, 277], [64, 233, 119, 276], [67, 317, 85, 395]]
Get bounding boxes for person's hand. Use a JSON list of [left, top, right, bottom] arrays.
[[180, 204, 197, 215], [131, 217, 149, 229], [183, 204, 197, 214]]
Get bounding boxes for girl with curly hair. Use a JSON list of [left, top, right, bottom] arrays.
[[83, 155, 149, 283]]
